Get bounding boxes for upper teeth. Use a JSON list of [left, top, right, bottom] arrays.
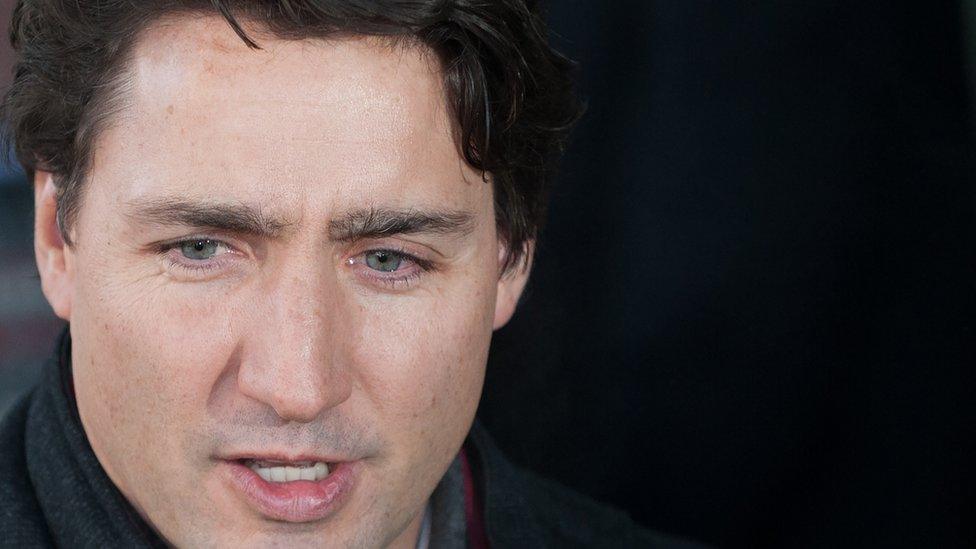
[[248, 461, 330, 482]]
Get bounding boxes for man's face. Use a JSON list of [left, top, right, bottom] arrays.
[[35, 16, 527, 548]]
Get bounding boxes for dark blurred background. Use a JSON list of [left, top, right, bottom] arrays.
[[1, 2, 974, 548]]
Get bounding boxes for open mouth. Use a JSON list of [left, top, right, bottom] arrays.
[[222, 457, 358, 522], [241, 459, 335, 483]]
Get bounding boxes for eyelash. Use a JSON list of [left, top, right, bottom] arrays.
[[155, 237, 435, 289]]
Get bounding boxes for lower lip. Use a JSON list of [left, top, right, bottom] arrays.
[[221, 460, 358, 522]]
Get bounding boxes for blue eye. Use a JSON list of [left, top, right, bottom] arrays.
[[365, 250, 402, 272], [180, 239, 220, 260]]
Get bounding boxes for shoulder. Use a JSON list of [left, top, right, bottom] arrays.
[[515, 462, 708, 549], [467, 423, 710, 549], [0, 391, 55, 547]]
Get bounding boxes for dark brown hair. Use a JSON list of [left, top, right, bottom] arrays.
[[2, 0, 581, 271]]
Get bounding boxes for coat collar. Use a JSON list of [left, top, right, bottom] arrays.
[[466, 421, 548, 547]]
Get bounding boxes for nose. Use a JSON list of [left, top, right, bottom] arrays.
[[237, 271, 352, 423]]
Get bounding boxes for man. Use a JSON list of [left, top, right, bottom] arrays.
[[0, 1, 701, 547]]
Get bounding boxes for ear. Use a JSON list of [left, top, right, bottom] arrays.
[[34, 170, 73, 320], [492, 240, 533, 330]]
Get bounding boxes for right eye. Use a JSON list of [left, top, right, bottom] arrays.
[[155, 237, 240, 279]]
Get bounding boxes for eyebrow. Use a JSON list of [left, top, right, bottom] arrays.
[[125, 198, 475, 241], [328, 207, 475, 242], [124, 197, 294, 238]]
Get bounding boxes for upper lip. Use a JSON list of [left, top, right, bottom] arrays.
[[217, 451, 352, 464]]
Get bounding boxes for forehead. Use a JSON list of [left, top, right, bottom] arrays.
[[90, 15, 482, 214]]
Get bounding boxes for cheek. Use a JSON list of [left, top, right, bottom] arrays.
[[353, 281, 496, 439], [71, 254, 241, 430]]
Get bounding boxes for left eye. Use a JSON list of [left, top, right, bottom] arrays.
[[364, 250, 403, 272], [180, 239, 224, 260]]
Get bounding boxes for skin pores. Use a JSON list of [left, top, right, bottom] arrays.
[[37, 16, 528, 548]]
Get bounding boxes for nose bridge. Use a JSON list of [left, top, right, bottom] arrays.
[[237, 261, 351, 422], [280, 272, 331, 362]]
